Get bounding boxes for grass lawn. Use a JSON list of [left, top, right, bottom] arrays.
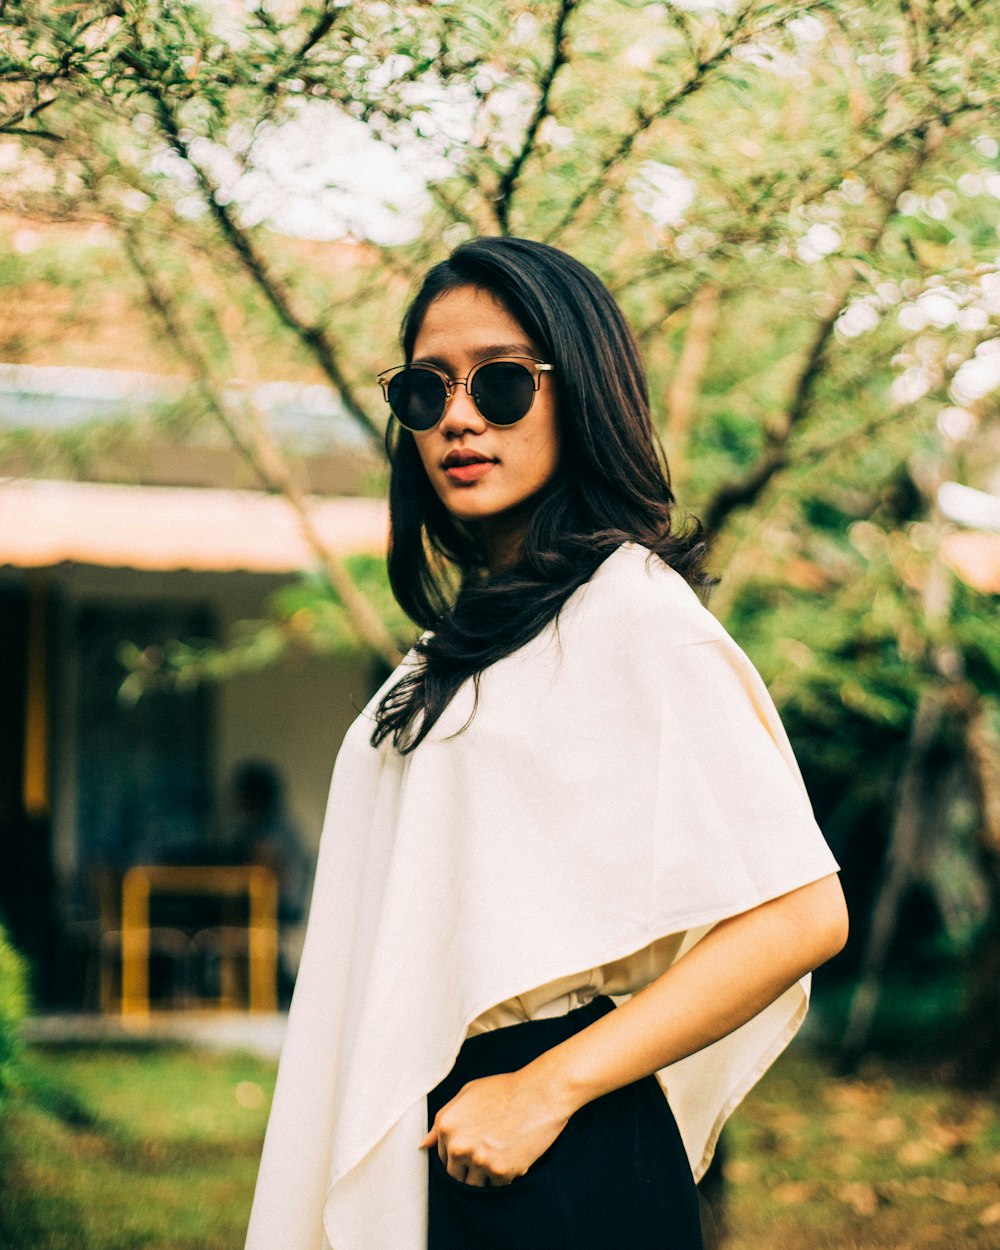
[[1, 1037, 998, 1249], [724, 1048, 1000, 1250], [0, 1042, 275, 1250]]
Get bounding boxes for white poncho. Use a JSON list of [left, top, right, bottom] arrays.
[[245, 542, 840, 1250]]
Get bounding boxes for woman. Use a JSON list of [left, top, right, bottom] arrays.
[[245, 238, 848, 1250]]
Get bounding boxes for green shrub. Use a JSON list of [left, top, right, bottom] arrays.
[[0, 917, 29, 1114]]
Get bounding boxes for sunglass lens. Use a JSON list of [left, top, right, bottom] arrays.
[[387, 368, 447, 430], [471, 362, 536, 425]]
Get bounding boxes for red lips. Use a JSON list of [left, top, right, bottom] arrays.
[[442, 448, 496, 468], [442, 451, 496, 485]]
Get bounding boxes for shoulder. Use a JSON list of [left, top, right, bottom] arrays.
[[565, 541, 726, 649]]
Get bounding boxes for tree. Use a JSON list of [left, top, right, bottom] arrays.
[[3, 0, 1000, 1070]]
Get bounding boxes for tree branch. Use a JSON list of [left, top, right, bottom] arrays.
[[701, 138, 932, 538], [0, 125, 63, 140], [0, 90, 59, 135], [664, 281, 720, 495], [280, 0, 345, 76], [251, 0, 348, 131], [120, 225, 401, 668], [541, 1, 826, 244], [839, 684, 946, 1069], [135, 54, 385, 456], [617, 86, 1000, 313], [494, 0, 578, 235]]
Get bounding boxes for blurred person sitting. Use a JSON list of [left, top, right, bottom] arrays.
[[229, 759, 313, 1005], [230, 760, 311, 925]]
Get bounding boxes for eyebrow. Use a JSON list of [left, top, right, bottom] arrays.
[[412, 343, 538, 368]]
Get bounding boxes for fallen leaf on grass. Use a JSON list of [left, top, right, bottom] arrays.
[[897, 1138, 944, 1167], [928, 1120, 981, 1153], [771, 1181, 817, 1205], [880, 1178, 922, 1202], [724, 1159, 757, 1185], [838, 1181, 887, 1217], [874, 1115, 906, 1143], [822, 1081, 887, 1112], [938, 1180, 973, 1204], [829, 1112, 868, 1142], [979, 1202, 1000, 1226]]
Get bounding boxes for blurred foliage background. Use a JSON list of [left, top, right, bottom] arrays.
[[2, 0, 1000, 1082], [0, 915, 28, 1121]]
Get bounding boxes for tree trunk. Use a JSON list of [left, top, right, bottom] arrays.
[[838, 688, 943, 1070], [958, 699, 1000, 1087]]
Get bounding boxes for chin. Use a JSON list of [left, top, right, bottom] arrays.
[[444, 498, 510, 523], [433, 481, 499, 514]]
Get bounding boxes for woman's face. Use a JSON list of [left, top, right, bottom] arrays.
[[409, 285, 560, 561]]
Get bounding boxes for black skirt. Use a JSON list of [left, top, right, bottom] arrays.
[[426, 994, 704, 1250]]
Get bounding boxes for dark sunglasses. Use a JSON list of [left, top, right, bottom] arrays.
[[377, 357, 554, 432]]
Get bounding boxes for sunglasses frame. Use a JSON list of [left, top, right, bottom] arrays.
[[377, 356, 554, 432]]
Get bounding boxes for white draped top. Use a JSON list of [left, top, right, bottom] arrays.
[[245, 542, 840, 1250]]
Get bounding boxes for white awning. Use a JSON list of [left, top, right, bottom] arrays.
[[0, 478, 388, 573]]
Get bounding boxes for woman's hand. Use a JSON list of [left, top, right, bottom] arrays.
[[420, 876, 848, 1188], [419, 1068, 571, 1187]]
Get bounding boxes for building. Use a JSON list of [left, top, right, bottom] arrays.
[[0, 363, 391, 1008]]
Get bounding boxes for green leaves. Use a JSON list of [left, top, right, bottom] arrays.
[[4, 0, 1000, 763], [0, 917, 29, 1117], [117, 556, 415, 694]]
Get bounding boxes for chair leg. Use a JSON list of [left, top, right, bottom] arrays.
[[99, 948, 118, 1015]]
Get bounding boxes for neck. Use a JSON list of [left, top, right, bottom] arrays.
[[478, 508, 531, 577]]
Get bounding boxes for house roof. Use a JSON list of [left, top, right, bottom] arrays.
[[0, 362, 372, 451], [0, 478, 388, 573]]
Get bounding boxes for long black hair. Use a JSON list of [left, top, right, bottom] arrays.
[[372, 236, 713, 753]]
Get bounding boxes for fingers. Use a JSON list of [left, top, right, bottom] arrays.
[[431, 1134, 516, 1186], [449, 1165, 513, 1188], [455, 1164, 510, 1187], [438, 1147, 517, 1187]]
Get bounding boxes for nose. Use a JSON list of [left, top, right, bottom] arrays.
[[438, 379, 487, 437]]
